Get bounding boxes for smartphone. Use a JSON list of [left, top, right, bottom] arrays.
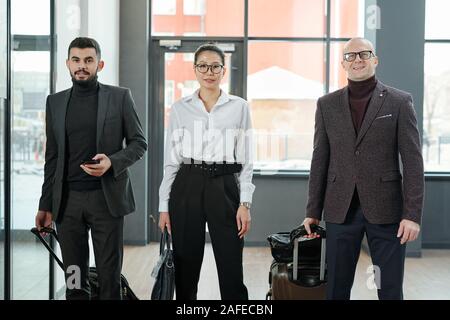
[[81, 159, 100, 165]]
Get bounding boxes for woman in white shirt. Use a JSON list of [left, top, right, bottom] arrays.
[[158, 43, 255, 300]]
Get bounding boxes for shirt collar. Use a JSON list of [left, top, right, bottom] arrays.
[[187, 89, 231, 109]]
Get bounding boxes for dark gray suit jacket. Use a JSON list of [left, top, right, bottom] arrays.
[[306, 81, 424, 225], [38, 83, 147, 220]]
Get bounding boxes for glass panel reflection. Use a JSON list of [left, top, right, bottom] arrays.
[[247, 41, 325, 171]]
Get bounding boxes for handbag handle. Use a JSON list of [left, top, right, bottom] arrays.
[[289, 224, 326, 242], [159, 227, 172, 254]]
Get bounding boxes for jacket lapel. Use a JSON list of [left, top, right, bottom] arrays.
[[339, 87, 357, 143], [355, 81, 387, 147], [55, 88, 71, 149], [97, 83, 110, 148]]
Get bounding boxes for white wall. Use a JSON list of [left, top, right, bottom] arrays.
[[55, 0, 119, 92], [56, 0, 80, 91], [87, 0, 120, 85]]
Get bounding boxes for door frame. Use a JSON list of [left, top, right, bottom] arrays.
[[1, 0, 11, 300], [147, 38, 245, 242]]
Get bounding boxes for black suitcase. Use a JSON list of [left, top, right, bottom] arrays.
[[31, 227, 139, 300], [267, 225, 327, 300]]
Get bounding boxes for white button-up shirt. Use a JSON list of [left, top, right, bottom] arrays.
[[158, 89, 255, 212]]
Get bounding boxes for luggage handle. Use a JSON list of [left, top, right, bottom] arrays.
[[30, 227, 64, 270], [290, 224, 326, 242], [292, 236, 326, 283]]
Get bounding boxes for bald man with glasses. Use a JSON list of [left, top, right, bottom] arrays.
[[302, 38, 424, 300]]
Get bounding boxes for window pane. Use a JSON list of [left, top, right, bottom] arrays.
[[184, 0, 206, 15], [248, 41, 325, 171], [153, 0, 176, 15], [249, 0, 326, 37], [330, 41, 348, 92], [152, 0, 244, 36], [423, 43, 450, 172], [0, 0, 6, 97], [0, 0, 6, 299], [12, 51, 50, 299], [425, 0, 450, 39], [330, 0, 365, 38], [12, 0, 50, 35]]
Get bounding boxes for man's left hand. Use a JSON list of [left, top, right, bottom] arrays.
[[80, 153, 112, 177], [397, 219, 421, 245]]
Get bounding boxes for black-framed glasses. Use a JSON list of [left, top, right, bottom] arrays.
[[194, 63, 224, 74], [343, 50, 374, 62]]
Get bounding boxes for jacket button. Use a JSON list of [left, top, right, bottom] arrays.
[[355, 150, 360, 156]]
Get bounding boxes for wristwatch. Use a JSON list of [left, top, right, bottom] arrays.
[[239, 202, 252, 209]]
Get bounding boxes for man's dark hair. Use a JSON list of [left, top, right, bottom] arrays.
[[194, 43, 225, 65], [68, 37, 101, 60]]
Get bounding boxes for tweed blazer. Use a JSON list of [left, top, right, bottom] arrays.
[[306, 81, 424, 225]]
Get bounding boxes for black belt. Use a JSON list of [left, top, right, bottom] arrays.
[[181, 158, 242, 177]]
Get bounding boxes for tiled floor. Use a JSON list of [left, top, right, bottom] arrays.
[[3, 241, 450, 300], [122, 244, 450, 300], [0, 241, 50, 300]]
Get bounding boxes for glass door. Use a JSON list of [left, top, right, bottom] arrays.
[[11, 0, 51, 299], [149, 39, 244, 241], [0, 0, 8, 300], [162, 41, 243, 141]]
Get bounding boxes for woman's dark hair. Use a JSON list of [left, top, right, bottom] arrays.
[[68, 37, 101, 60], [194, 43, 225, 65]]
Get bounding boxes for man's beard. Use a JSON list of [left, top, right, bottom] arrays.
[[71, 69, 98, 86]]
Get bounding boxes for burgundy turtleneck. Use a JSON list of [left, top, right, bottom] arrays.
[[348, 75, 377, 134], [347, 75, 377, 209]]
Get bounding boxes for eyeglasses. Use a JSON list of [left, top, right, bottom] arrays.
[[194, 64, 224, 74], [343, 50, 374, 62]]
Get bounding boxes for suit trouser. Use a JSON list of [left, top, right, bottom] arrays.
[[326, 205, 406, 300], [56, 189, 124, 300], [169, 165, 248, 300]]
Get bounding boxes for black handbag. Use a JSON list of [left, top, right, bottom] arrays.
[[267, 224, 325, 263], [267, 232, 293, 263], [151, 228, 175, 300]]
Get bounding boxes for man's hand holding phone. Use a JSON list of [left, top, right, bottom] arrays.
[[80, 154, 112, 177], [82, 159, 100, 165]]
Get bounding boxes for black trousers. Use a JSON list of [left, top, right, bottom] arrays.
[[169, 165, 248, 300], [56, 189, 124, 300], [326, 205, 406, 300]]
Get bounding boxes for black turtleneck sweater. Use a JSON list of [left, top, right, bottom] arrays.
[[348, 75, 377, 134], [348, 75, 377, 209], [65, 76, 102, 191]]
